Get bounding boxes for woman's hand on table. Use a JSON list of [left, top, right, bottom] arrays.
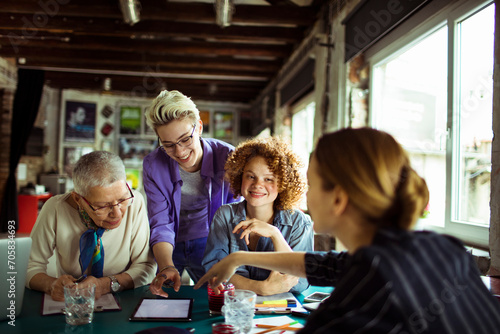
[[77, 275, 106, 299], [49, 274, 76, 301], [194, 253, 239, 292], [149, 266, 181, 298]]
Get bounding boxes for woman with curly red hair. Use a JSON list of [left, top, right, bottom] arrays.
[[202, 136, 313, 295]]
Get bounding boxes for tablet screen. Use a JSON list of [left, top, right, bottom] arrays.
[[129, 298, 193, 322]]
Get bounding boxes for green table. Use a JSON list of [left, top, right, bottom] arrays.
[[1, 285, 333, 333]]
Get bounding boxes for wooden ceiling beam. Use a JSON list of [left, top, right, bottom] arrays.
[[264, 0, 299, 5], [43, 74, 263, 102], [0, 46, 282, 72], [0, 34, 291, 58], [44, 80, 256, 102], [0, 14, 304, 43], [19, 59, 274, 80], [0, 0, 316, 26], [45, 71, 267, 88]]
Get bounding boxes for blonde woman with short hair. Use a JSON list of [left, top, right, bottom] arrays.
[[144, 90, 240, 297]]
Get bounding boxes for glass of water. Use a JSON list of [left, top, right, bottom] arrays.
[[64, 283, 96, 325], [222, 289, 256, 334]]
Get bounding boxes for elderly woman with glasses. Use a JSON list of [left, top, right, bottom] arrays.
[[144, 90, 241, 297], [27, 151, 156, 301]]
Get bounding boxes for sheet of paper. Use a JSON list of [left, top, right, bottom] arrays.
[[42, 293, 121, 315], [251, 315, 303, 333]]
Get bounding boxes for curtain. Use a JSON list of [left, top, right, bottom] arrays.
[[0, 69, 45, 232]]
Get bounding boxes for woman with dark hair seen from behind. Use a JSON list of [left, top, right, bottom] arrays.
[[195, 127, 500, 333]]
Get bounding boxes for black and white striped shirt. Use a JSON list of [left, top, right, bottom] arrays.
[[302, 229, 500, 333]]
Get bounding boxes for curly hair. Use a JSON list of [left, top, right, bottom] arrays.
[[225, 136, 307, 211]]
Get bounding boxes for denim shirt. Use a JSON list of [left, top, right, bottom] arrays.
[[202, 201, 314, 293], [143, 137, 241, 247]]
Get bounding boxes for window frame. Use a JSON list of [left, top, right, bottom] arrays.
[[366, 0, 493, 247]]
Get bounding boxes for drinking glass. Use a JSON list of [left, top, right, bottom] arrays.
[[222, 289, 256, 334], [64, 283, 96, 325], [208, 282, 234, 315]]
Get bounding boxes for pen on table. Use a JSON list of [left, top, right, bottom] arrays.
[[255, 309, 292, 315], [255, 321, 299, 334], [75, 274, 87, 283], [255, 324, 299, 331]]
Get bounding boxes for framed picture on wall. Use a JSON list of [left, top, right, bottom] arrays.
[[214, 111, 233, 141], [125, 168, 141, 190], [64, 101, 96, 142], [119, 138, 157, 167], [64, 147, 93, 177], [200, 110, 210, 135], [120, 106, 142, 134], [143, 106, 156, 136]]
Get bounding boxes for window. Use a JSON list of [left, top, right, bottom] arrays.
[[369, 1, 494, 246], [291, 97, 315, 168], [454, 5, 494, 226], [291, 93, 315, 210]]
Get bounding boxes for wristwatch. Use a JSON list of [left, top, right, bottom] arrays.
[[109, 276, 120, 293]]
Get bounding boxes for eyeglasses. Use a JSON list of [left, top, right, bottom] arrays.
[[81, 183, 134, 217], [159, 124, 196, 153]]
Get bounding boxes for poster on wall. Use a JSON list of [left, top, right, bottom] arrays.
[[143, 106, 156, 136], [64, 101, 96, 142], [125, 168, 141, 189], [214, 111, 233, 141], [120, 106, 142, 134], [64, 147, 94, 177], [119, 138, 157, 167], [200, 110, 210, 135]]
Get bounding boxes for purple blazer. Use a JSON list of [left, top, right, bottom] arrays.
[[143, 137, 240, 247]]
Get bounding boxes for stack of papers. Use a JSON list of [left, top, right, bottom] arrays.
[[254, 292, 307, 315], [251, 315, 303, 333]]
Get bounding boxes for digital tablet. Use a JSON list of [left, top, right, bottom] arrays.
[[129, 298, 193, 322]]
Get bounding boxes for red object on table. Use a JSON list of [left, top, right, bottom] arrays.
[[208, 282, 234, 315], [212, 323, 240, 334], [17, 193, 52, 233]]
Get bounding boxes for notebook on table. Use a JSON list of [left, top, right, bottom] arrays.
[[0, 236, 32, 322]]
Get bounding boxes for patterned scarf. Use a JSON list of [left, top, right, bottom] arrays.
[[78, 206, 106, 277]]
